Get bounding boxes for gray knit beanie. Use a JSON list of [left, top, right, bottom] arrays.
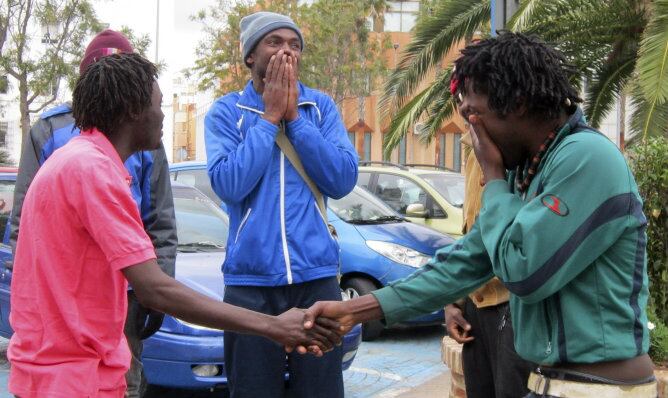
[[240, 11, 304, 67]]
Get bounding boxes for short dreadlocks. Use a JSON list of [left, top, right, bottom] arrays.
[[451, 32, 581, 120], [73, 53, 158, 136]]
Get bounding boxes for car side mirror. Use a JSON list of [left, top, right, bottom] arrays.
[[406, 203, 428, 218]]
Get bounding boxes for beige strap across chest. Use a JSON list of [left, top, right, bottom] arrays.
[[275, 125, 327, 220]]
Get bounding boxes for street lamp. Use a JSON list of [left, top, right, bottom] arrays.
[[41, 23, 60, 44], [490, 0, 519, 36]]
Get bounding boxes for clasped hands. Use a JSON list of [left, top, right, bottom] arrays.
[[274, 300, 358, 357], [262, 49, 299, 126]]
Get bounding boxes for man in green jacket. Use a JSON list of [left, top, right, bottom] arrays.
[[309, 32, 657, 397]]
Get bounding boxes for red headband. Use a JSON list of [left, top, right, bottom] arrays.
[[450, 78, 459, 96]]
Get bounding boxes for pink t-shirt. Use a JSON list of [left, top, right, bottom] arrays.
[[8, 128, 157, 398]]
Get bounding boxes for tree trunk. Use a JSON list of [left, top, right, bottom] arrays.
[[19, 74, 30, 137]]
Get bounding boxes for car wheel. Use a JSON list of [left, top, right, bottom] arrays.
[[341, 277, 384, 341]]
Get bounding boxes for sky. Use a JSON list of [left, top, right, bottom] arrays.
[[95, 0, 218, 160]]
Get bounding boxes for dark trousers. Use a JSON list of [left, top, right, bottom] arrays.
[[223, 277, 344, 398], [462, 298, 534, 398], [124, 291, 148, 398]]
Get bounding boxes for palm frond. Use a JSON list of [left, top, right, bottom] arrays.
[[635, 0, 668, 139], [421, 96, 457, 145], [524, 0, 640, 49], [382, 67, 453, 156], [508, 0, 554, 32], [584, 54, 636, 128], [379, 0, 488, 118], [628, 82, 668, 142]]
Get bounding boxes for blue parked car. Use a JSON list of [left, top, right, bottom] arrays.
[[0, 169, 362, 390], [170, 161, 455, 341]]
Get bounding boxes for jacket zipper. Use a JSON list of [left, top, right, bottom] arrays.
[[280, 146, 293, 284], [236, 104, 324, 285], [543, 300, 553, 356], [235, 208, 252, 244]]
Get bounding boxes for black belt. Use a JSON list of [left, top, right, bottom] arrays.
[[535, 366, 656, 386]]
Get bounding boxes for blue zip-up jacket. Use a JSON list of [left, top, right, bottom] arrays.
[[10, 103, 177, 277], [205, 81, 358, 286]]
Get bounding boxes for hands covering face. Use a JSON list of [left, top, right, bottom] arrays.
[[467, 114, 505, 184], [262, 49, 300, 125]]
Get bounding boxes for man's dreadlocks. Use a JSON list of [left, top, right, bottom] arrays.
[[73, 53, 157, 136], [451, 32, 581, 120]]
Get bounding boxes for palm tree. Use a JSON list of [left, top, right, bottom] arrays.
[[381, 0, 668, 155]]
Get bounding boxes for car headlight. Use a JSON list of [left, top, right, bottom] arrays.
[[365, 240, 431, 268], [176, 318, 219, 331]]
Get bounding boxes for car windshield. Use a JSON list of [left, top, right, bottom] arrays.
[[173, 185, 229, 252], [420, 173, 465, 208], [328, 186, 403, 224]]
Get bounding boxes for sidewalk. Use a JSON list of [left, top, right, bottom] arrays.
[[0, 333, 453, 398], [394, 371, 451, 398]]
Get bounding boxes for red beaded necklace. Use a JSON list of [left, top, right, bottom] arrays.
[[515, 131, 557, 195]]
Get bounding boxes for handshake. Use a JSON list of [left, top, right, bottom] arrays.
[[268, 296, 383, 356]]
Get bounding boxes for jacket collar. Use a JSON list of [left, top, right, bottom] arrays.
[[552, 106, 588, 147], [41, 102, 72, 119], [236, 80, 318, 114]]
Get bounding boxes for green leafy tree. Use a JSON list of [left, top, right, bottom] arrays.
[[190, 0, 389, 107], [0, 148, 12, 165], [118, 25, 166, 72], [628, 137, 668, 325], [0, 0, 101, 136], [380, 0, 668, 155], [298, 0, 389, 106]]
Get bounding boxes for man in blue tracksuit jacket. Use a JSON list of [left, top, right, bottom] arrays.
[[9, 30, 177, 398], [204, 12, 358, 398]]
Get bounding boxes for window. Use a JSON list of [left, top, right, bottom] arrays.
[[453, 133, 462, 172], [438, 134, 446, 167], [0, 76, 8, 94], [347, 131, 356, 150], [363, 132, 372, 161], [399, 136, 406, 164], [382, 133, 390, 162], [172, 185, 228, 248], [0, 122, 7, 147], [384, 1, 419, 32], [357, 172, 372, 190], [171, 169, 222, 204], [373, 173, 445, 218], [0, 180, 15, 244]]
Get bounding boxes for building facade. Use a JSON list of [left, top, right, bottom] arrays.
[[339, 1, 467, 172]]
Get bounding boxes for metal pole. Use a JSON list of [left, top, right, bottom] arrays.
[[155, 0, 160, 63], [491, 0, 519, 36]]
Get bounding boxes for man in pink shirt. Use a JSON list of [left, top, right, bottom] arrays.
[[8, 53, 339, 398]]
